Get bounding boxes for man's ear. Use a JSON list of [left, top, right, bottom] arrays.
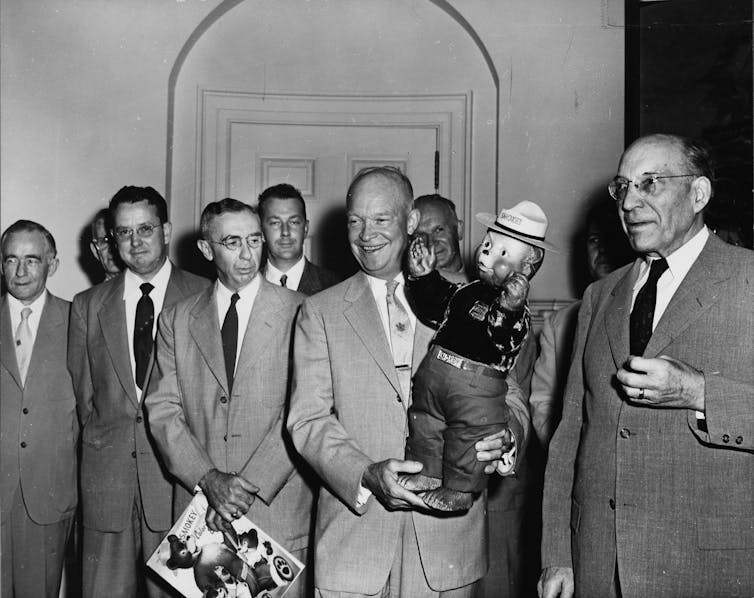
[[162, 222, 173, 246], [691, 176, 712, 214], [304, 219, 310, 238], [90, 242, 99, 260], [407, 208, 421, 235], [47, 256, 60, 278], [196, 238, 214, 262], [456, 219, 464, 241]]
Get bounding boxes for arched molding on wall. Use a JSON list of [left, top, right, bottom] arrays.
[[164, 0, 501, 207]]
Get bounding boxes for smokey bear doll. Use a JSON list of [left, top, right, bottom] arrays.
[[399, 200, 558, 511]]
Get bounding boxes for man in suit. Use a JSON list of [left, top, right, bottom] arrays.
[[413, 194, 468, 284], [287, 166, 530, 597], [259, 183, 341, 295], [1, 220, 78, 598], [69, 186, 208, 598], [538, 134, 754, 598], [145, 198, 312, 598]]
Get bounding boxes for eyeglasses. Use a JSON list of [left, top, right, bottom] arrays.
[[92, 236, 112, 249], [210, 234, 263, 251], [607, 174, 699, 203], [112, 223, 162, 242]]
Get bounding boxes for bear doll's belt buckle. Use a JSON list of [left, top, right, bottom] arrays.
[[437, 348, 464, 369]]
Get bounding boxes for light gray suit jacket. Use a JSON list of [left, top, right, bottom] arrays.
[[144, 278, 312, 551], [542, 234, 754, 598], [68, 266, 209, 532], [288, 271, 531, 594], [1, 293, 78, 525]]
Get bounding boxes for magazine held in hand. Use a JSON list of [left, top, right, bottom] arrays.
[[148, 493, 304, 598]]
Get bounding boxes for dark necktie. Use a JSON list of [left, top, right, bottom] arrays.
[[222, 293, 240, 393], [630, 258, 669, 356], [134, 282, 154, 390], [280, 274, 288, 288]]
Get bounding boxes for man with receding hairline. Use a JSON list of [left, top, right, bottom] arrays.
[[1, 220, 78, 598], [539, 134, 754, 598], [413, 194, 468, 284], [288, 167, 530, 597]]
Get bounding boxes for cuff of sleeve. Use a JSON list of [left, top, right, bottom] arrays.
[[356, 484, 372, 507], [497, 436, 517, 476]]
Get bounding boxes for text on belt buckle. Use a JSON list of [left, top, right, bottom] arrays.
[[437, 348, 464, 369]]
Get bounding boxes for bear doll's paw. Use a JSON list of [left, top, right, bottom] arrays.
[[397, 473, 442, 492], [499, 271, 529, 311], [418, 487, 476, 512]]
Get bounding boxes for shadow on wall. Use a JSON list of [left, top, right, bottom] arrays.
[[174, 229, 217, 280]]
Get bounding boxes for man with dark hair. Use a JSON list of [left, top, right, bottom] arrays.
[[69, 185, 209, 598], [258, 183, 340, 295], [1, 220, 78, 598], [288, 167, 528, 597], [145, 198, 312, 598], [89, 208, 122, 282], [539, 134, 754, 598], [413, 194, 468, 283]]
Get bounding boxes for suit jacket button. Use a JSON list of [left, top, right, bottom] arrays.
[[396, 395, 402, 403], [220, 396, 228, 404], [136, 415, 143, 423], [20, 441, 27, 448], [735, 436, 743, 445], [609, 498, 615, 510], [22, 408, 29, 415], [223, 435, 228, 442], [131, 450, 137, 458], [619, 428, 631, 439], [722, 434, 730, 443]]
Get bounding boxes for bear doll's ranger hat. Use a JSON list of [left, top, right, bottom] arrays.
[[476, 200, 561, 253]]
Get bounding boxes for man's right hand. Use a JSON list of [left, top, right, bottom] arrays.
[[199, 469, 259, 524], [537, 567, 574, 598], [362, 459, 428, 510]]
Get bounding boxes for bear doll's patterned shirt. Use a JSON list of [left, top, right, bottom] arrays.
[[407, 270, 530, 372]]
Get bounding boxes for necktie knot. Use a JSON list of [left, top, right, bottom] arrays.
[[646, 258, 669, 285], [386, 279, 399, 298], [20, 307, 32, 322], [280, 274, 288, 288], [230, 292, 240, 306], [140, 282, 154, 296]]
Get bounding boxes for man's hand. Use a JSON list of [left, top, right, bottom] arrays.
[[407, 233, 436, 278], [362, 459, 428, 511], [537, 567, 574, 598], [205, 505, 240, 534], [475, 427, 516, 475], [616, 355, 705, 411], [199, 469, 259, 524]]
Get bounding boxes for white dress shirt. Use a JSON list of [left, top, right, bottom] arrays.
[[631, 225, 709, 418], [265, 256, 306, 291], [124, 259, 172, 396], [8, 290, 47, 347], [214, 274, 261, 375]]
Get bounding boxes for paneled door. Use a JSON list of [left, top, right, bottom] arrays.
[[198, 91, 470, 267]]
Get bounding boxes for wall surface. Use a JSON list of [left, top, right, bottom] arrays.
[[1, 0, 624, 300]]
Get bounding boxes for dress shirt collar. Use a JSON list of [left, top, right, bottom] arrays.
[[633, 226, 709, 292], [123, 259, 172, 302], [7, 290, 48, 338], [265, 255, 306, 290]]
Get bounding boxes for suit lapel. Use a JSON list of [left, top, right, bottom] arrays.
[[98, 278, 139, 408], [604, 260, 640, 368], [298, 260, 317, 296], [163, 267, 187, 309], [233, 279, 279, 396], [644, 236, 730, 357], [0, 297, 22, 389], [343, 273, 402, 396], [189, 286, 228, 394]]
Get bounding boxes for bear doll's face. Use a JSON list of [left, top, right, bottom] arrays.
[[476, 230, 533, 287]]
